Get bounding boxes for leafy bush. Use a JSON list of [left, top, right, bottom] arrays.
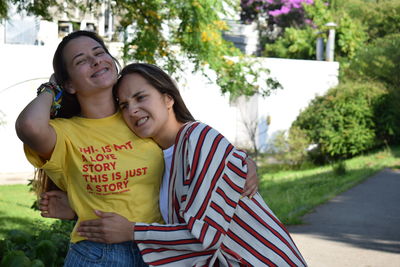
[[0, 220, 73, 267], [346, 34, 400, 144], [267, 126, 311, 167], [264, 26, 316, 59], [373, 87, 400, 145], [293, 81, 388, 160]]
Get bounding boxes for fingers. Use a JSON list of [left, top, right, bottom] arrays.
[[78, 225, 104, 234], [94, 210, 116, 218], [45, 190, 67, 198], [79, 219, 102, 227], [40, 211, 50, 218], [242, 184, 258, 198], [78, 230, 107, 243], [249, 185, 258, 198], [40, 192, 49, 200]]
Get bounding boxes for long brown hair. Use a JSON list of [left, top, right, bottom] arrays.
[[34, 30, 120, 197], [53, 30, 120, 118], [114, 63, 195, 123]]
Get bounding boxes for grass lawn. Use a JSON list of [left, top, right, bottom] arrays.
[[258, 146, 400, 225], [0, 146, 399, 239], [0, 184, 56, 239]]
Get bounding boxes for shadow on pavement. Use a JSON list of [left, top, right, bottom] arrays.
[[288, 169, 400, 254]]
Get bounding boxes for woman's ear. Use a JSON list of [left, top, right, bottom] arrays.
[[63, 81, 76, 94], [164, 94, 174, 110]]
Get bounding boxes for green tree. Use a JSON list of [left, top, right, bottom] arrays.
[[2, 0, 280, 97], [332, 0, 400, 41]]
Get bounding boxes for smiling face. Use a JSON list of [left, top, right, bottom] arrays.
[[62, 36, 118, 96], [117, 73, 175, 147]]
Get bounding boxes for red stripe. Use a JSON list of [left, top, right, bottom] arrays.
[[232, 151, 246, 162], [149, 250, 215, 265], [186, 132, 221, 190], [188, 125, 211, 184], [140, 247, 170, 254], [191, 142, 233, 219], [233, 213, 298, 267], [220, 243, 246, 265], [204, 215, 226, 234], [202, 216, 224, 249], [184, 122, 200, 140], [135, 225, 187, 232], [239, 200, 305, 264], [252, 197, 290, 237], [210, 201, 231, 222], [227, 161, 247, 178], [199, 223, 209, 242], [188, 216, 196, 229], [185, 134, 226, 217], [227, 230, 277, 266], [189, 134, 223, 199], [208, 230, 222, 249], [138, 238, 200, 246], [216, 187, 236, 208], [222, 173, 242, 194]]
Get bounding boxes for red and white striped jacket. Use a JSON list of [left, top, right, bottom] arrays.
[[134, 122, 307, 266]]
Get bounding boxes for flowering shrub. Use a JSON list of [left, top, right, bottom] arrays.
[[241, 0, 314, 28]]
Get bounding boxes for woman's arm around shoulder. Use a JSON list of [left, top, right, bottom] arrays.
[[15, 90, 56, 159]]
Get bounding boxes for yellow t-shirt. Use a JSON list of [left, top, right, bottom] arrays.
[[25, 112, 164, 242]]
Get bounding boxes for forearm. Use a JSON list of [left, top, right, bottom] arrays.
[[134, 222, 206, 251]]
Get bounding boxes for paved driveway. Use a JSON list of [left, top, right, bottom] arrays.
[[288, 168, 400, 267]]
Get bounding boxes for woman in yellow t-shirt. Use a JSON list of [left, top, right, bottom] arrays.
[[21, 31, 259, 267], [16, 30, 163, 267]]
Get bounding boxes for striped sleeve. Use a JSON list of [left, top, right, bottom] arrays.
[[134, 123, 248, 266]]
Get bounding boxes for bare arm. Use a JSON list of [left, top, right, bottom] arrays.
[[15, 90, 56, 159]]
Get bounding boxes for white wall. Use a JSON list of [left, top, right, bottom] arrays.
[[0, 44, 338, 174], [0, 44, 56, 173]]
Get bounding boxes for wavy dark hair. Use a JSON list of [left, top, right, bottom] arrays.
[[114, 63, 195, 123], [52, 30, 120, 118], [35, 31, 120, 196]]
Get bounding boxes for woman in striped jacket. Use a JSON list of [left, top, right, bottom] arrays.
[[78, 63, 307, 266]]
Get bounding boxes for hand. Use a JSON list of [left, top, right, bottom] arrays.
[[78, 210, 134, 244], [242, 157, 259, 198], [39, 190, 76, 220]]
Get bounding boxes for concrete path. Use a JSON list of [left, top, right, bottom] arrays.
[[288, 168, 400, 267], [0, 172, 33, 185]]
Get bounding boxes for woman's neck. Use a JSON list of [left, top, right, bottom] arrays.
[[154, 118, 184, 150], [77, 89, 117, 119]]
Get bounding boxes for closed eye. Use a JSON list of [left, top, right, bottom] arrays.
[[119, 102, 128, 110], [136, 95, 146, 101], [76, 58, 87, 65]]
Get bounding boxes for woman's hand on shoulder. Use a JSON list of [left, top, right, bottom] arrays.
[[78, 210, 134, 244], [40, 190, 76, 220], [242, 156, 259, 198]]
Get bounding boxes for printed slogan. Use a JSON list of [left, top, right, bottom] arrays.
[[79, 141, 147, 195]]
